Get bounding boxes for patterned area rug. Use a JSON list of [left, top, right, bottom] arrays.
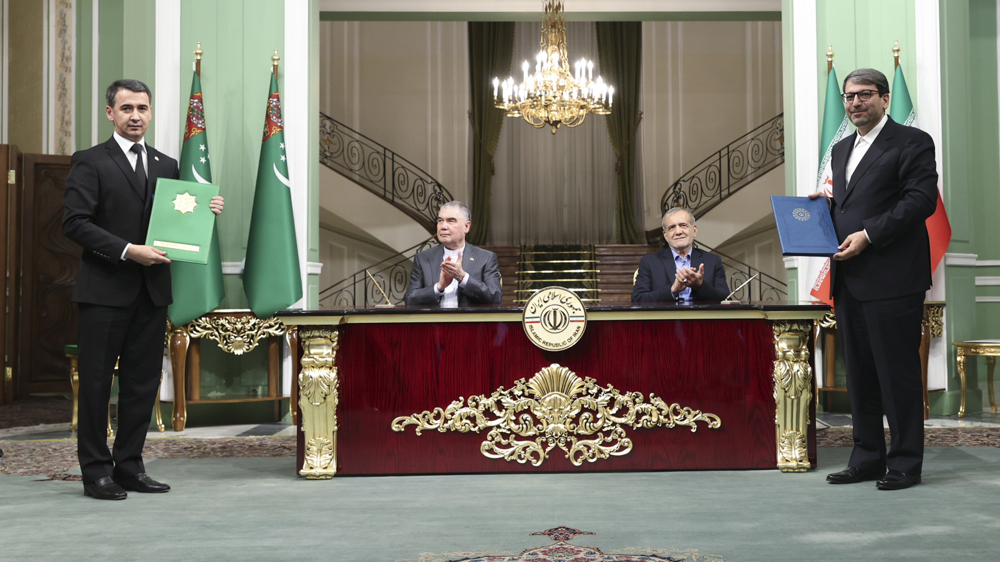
[[0, 396, 74, 429], [816, 427, 1000, 448], [395, 526, 728, 562], [0, 436, 296, 479], [4, 428, 998, 480]]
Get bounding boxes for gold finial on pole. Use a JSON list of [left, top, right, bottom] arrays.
[[194, 42, 203, 77], [272, 49, 280, 79], [893, 39, 900, 69], [826, 44, 834, 74]]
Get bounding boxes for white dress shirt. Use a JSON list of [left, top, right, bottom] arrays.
[[433, 244, 470, 309], [113, 131, 148, 261], [845, 113, 888, 243], [846, 113, 888, 185], [670, 248, 693, 302]]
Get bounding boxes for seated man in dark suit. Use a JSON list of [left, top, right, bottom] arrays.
[[632, 207, 730, 303], [404, 201, 502, 308]]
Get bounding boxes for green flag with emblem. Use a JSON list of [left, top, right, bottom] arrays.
[[168, 71, 225, 326], [243, 72, 302, 318]]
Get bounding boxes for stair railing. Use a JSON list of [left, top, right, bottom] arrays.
[[320, 113, 453, 233], [660, 114, 784, 219], [694, 241, 787, 302], [319, 236, 440, 309]]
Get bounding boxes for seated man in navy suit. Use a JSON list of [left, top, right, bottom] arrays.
[[632, 207, 730, 303]]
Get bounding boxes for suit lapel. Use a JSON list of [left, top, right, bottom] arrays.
[[144, 145, 168, 214], [105, 138, 144, 200], [659, 249, 677, 283], [832, 134, 853, 204], [461, 244, 478, 275], [844, 118, 895, 199]]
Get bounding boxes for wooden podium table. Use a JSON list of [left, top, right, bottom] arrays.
[[278, 303, 827, 479]]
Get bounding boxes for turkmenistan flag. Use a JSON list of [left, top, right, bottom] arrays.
[[168, 71, 225, 326], [243, 73, 302, 318], [807, 66, 849, 306], [889, 63, 951, 274]]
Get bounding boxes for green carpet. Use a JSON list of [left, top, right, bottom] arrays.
[[2, 446, 999, 561]]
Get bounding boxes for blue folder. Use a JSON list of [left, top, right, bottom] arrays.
[[770, 196, 840, 257]]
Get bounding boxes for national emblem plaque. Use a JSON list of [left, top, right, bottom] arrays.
[[522, 287, 587, 351]]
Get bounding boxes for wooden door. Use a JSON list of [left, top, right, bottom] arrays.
[[0, 144, 21, 404], [16, 153, 77, 397]]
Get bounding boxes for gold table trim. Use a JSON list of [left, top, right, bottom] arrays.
[[952, 341, 1000, 418]]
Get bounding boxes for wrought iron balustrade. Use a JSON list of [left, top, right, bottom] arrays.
[[695, 241, 787, 302], [660, 114, 784, 218], [319, 237, 440, 309], [320, 113, 453, 232]]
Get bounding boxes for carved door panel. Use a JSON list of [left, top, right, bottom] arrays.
[[16, 153, 77, 397]]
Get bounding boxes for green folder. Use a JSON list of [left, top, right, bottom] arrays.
[[144, 178, 219, 264]]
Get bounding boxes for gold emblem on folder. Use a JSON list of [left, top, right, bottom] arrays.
[[172, 192, 198, 214]]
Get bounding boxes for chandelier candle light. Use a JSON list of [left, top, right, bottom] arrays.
[[493, 0, 613, 134]]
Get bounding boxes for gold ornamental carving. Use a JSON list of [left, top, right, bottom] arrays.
[[773, 321, 814, 472], [298, 328, 340, 479], [188, 314, 286, 355], [923, 304, 944, 338], [818, 310, 836, 330], [391, 364, 721, 467]]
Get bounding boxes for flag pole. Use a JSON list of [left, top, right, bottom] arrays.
[[272, 49, 280, 80], [195, 42, 203, 77], [826, 44, 834, 75], [893, 39, 900, 70]]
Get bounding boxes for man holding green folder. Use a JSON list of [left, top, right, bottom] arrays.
[[63, 79, 224, 500]]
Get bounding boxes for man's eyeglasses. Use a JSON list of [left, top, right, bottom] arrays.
[[841, 89, 882, 104]]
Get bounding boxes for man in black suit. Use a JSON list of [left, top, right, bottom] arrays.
[[404, 201, 502, 307], [632, 207, 729, 303], [814, 68, 938, 491], [63, 79, 224, 500]]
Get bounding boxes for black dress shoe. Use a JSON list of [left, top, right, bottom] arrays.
[[83, 477, 127, 500], [113, 472, 170, 493], [826, 465, 886, 484], [876, 470, 921, 490]]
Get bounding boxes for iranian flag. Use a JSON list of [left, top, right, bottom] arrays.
[[243, 72, 302, 318], [168, 71, 225, 326], [889, 64, 951, 273], [807, 66, 850, 306]]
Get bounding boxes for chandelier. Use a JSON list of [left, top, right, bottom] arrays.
[[493, 0, 613, 134]]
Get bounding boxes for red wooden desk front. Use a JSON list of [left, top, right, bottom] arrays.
[[281, 305, 825, 478]]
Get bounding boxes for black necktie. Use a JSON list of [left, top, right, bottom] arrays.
[[130, 143, 147, 190]]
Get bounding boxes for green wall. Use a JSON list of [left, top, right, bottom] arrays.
[[968, 0, 1000, 340], [782, 0, 1000, 414], [180, 0, 285, 310], [74, 0, 93, 150], [95, 0, 122, 142]]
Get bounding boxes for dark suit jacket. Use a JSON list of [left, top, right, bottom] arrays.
[[829, 116, 938, 301], [631, 247, 730, 303], [404, 243, 502, 306], [63, 137, 179, 307]]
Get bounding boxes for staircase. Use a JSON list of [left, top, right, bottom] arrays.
[[595, 245, 659, 304], [479, 246, 519, 305]]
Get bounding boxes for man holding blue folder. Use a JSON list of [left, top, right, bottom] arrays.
[[811, 68, 938, 491]]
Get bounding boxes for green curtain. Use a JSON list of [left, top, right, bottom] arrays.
[[596, 22, 644, 244], [467, 22, 515, 245]]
